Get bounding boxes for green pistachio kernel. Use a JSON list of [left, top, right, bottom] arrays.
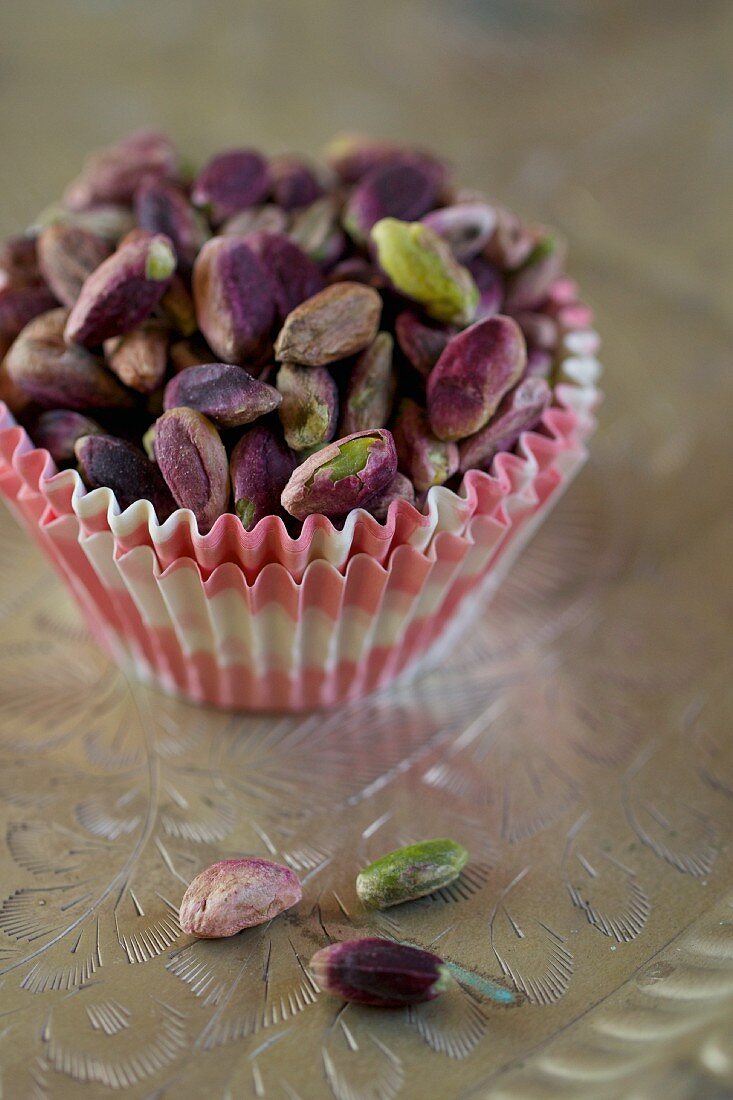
[[145, 238, 176, 281], [235, 498, 256, 528], [370, 218, 478, 325], [356, 838, 469, 909], [322, 435, 374, 482]]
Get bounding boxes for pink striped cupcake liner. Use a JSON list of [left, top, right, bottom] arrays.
[[0, 328, 600, 711]]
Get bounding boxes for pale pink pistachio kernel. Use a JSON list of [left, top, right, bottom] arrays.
[[179, 858, 302, 938]]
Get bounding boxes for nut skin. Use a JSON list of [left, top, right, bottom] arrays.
[[310, 938, 452, 1008], [31, 410, 104, 465], [467, 255, 505, 320], [339, 332, 396, 435], [64, 233, 176, 346], [343, 160, 442, 243], [270, 155, 323, 210], [37, 225, 113, 308], [393, 399, 459, 492], [370, 218, 478, 326], [458, 376, 552, 472], [0, 235, 43, 290], [5, 308, 134, 410], [394, 310, 453, 377], [273, 282, 382, 367], [281, 429, 397, 521], [365, 471, 416, 522], [276, 363, 338, 451], [427, 315, 527, 441], [179, 858, 302, 939], [221, 205, 289, 238], [245, 231, 325, 322], [421, 202, 497, 262], [191, 149, 271, 225], [192, 236, 277, 366], [134, 177, 208, 271], [356, 838, 469, 909], [63, 130, 179, 210], [75, 434, 176, 518], [104, 320, 169, 394], [229, 425, 296, 529], [154, 407, 230, 533], [164, 362, 281, 429], [0, 285, 60, 359]]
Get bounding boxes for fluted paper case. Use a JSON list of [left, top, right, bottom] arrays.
[[0, 366, 598, 711]]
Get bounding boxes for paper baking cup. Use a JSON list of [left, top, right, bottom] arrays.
[[0, 336, 600, 711]]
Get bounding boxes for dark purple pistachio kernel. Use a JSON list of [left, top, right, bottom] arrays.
[[164, 363, 281, 428], [75, 433, 175, 518], [340, 332, 396, 435], [393, 399, 459, 492], [310, 938, 451, 1008], [245, 232, 325, 321], [31, 410, 104, 465], [64, 233, 176, 346], [0, 285, 60, 359], [427, 315, 527, 441], [343, 160, 442, 243], [458, 377, 552, 472], [37, 225, 113, 308], [134, 177, 208, 271], [6, 308, 134, 410], [394, 311, 453, 377], [281, 429, 397, 521], [326, 135, 447, 188], [365, 472, 416, 522], [63, 130, 179, 210], [191, 149, 271, 224], [154, 407, 230, 533], [466, 255, 504, 320], [422, 202, 497, 262], [192, 236, 277, 365], [274, 282, 382, 367], [276, 363, 338, 451], [270, 156, 324, 210], [230, 425, 296, 529]]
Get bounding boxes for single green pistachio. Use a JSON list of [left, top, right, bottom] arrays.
[[356, 838, 469, 909]]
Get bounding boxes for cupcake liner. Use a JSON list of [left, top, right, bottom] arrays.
[[0, 336, 600, 711]]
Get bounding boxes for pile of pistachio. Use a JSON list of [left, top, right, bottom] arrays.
[[0, 130, 576, 532]]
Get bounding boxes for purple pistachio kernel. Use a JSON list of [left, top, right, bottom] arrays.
[[179, 858, 302, 939], [427, 315, 527, 441], [192, 236, 277, 366], [0, 235, 43, 290], [64, 233, 176, 346], [274, 282, 382, 367], [134, 177, 208, 271], [504, 233, 568, 312], [466, 255, 504, 320], [458, 377, 551, 472], [154, 407, 230, 533], [75, 434, 175, 518], [310, 938, 451, 1008], [6, 308, 134, 410], [524, 349, 554, 378], [0, 285, 60, 359], [422, 202, 497, 262], [276, 363, 338, 450], [104, 320, 169, 394], [221, 205, 289, 237], [37, 225, 113, 308], [394, 311, 453, 377], [510, 310, 559, 352], [164, 362, 281, 428], [393, 399, 459, 492], [31, 410, 104, 465], [63, 130, 179, 210], [484, 205, 536, 271], [230, 425, 296, 529], [365, 471, 416, 522], [340, 332, 396, 435], [343, 160, 443, 243], [281, 428, 397, 520], [270, 155, 324, 210], [326, 134, 447, 188], [245, 231, 325, 321], [191, 149, 271, 224]]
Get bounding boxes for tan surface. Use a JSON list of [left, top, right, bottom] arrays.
[[0, 1, 732, 1097]]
